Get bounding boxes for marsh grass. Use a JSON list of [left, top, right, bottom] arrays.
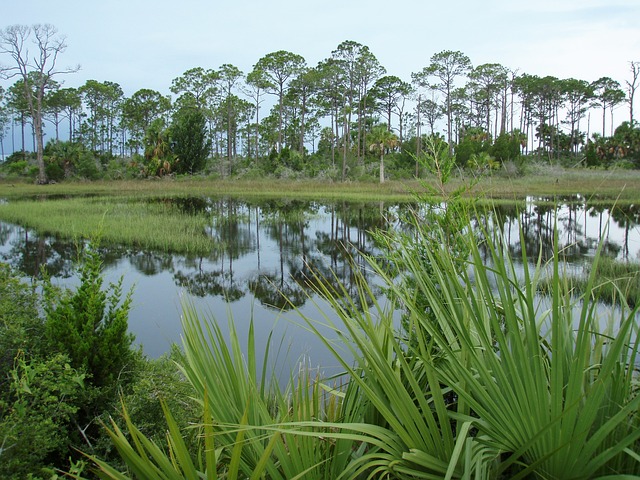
[[0, 196, 219, 254], [541, 255, 640, 308], [0, 178, 418, 202], [2, 168, 640, 204], [590, 256, 640, 307], [74, 207, 640, 479]]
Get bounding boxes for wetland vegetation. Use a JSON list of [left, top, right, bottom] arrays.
[[1, 160, 639, 478], [1, 23, 640, 479]]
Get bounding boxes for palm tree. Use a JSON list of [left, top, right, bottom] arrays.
[[368, 125, 398, 183]]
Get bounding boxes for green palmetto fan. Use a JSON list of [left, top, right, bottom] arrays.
[[368, 213, 640, 479], [75, 305, 366, 479], [74, 209, 640, 479]]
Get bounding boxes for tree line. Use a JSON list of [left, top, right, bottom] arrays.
[[1, 24, 639, 184]]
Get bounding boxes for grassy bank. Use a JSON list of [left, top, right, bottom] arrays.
[[1, 167, 640, 204], [1, 168, 638, 255], [541, 256, 640, 307]]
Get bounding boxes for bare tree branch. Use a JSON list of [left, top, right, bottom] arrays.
[[0, 24, 79, 183]]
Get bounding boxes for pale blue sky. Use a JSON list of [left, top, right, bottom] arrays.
[[2, 0, 638, 93], [1, 0, 639, 136]]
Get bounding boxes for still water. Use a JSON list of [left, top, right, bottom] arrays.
[[1, 196, 638, 374]]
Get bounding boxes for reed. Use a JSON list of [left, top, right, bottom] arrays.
[[546, 255, 640, 308]]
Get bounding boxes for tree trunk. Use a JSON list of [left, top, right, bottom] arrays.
[[34, 106, 46, 183], [20, 113, 26, 159], [278, 84, 284, 153], [227, 92, 232, 175], [299, 91, 306, 156], [342, 103, 350, 181], [415, 95, 421, 178]]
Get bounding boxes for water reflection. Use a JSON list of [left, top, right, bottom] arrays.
[[0, 197, 638, 362]]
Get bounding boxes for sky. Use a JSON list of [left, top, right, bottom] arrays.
[[1, 0, 639, 122]]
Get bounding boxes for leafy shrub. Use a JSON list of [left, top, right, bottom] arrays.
[[45, 158, 66, 181], [118, 346, 199, 444], [170, 108, 211, 175], [0, 353, 86, 480], [0, 263, 42, 390], [611, 159, 638, 170], [75, 152, 101, 180], [491, 131, 523, 163], [3, 159, 38, 178]]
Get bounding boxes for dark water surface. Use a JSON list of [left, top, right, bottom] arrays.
[[1, 196, 638, 375]]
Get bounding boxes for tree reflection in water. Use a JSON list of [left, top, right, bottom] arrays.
[[0, 197, 638, 361]]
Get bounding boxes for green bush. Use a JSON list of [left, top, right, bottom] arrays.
[[0, 353, 86, 480], [75, 152, 102, 180], [0, 263, 42, 383], [43, 247, 134, 391], [170, 108, 211, 175], [45, 158, 66, 181], [118, 346, 199, 445], [3, 159, 38, 178]]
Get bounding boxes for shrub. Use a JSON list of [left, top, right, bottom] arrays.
[[0, 353, 86, 480], [75, 152, 102, 180], [0, 263, 42, 376], [42, 246, 134, 391], [170, 108, 211, 175]]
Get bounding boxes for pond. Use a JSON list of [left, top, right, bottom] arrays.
[[1, 196, 638, 375]]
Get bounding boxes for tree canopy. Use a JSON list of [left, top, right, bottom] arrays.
[[1, 24, 639, 180]]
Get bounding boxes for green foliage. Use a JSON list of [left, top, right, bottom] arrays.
[[43, 246, 134, 390], [0, 353, 86, 480], [44, 140, 84, 181], [103, 158, 137, 180], [0, 263, 42, 378], [118, 347, 199, 444], [455, 127, 489, 167], [586, 122, 640, 169], [376, 214, 640, 478], [82, 395, 224, 480], [1, 158, 39, 179], [170, 107, 211, 175], [45, 157, 66, 181], [613, 121, 640, 163], [420, 133, 460, 192], [491, 131, 523, 163], [142, 118, 175, 177], [0, 258, 181, 479], [467, 151, 499, 172], [76, 305, 363, 479], [76, 152, 102, 180]]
